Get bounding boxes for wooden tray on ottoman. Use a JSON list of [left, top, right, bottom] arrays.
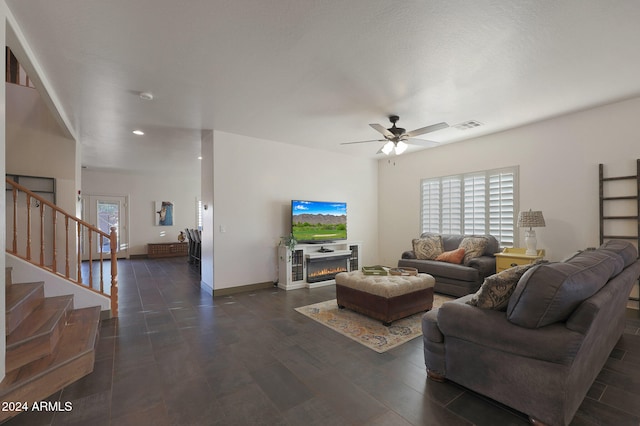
[[335, 271, 435, 326], [361, 265, 388, 275]]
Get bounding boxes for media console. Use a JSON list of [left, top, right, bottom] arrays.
[[277, 241, 362, 290]]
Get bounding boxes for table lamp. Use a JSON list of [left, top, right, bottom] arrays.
[[517, 209, 546, 256]]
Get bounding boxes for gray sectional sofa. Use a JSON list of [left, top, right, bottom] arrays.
[[422, 240, 640, 426], [398, 233, 499, 297]]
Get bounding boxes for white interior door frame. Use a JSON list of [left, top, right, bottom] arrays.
[[81, 194, 130, 260]]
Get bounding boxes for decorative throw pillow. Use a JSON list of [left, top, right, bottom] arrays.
[[458, 236, 489, 265], [435, 248, 465, 264], [467, 261, 542, 310], [412, 234, 444, 260]]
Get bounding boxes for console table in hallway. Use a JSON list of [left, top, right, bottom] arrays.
[[147, 242, 188, 258]]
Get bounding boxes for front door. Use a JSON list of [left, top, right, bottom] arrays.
[[82, 195, 129, 260]]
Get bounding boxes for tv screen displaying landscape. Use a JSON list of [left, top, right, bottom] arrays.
[[291, 200, 347, 242]]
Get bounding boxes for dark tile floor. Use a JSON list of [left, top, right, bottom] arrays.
[[5, 257, 640, 425]]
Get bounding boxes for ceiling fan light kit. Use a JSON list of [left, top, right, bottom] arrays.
[[381, 141, 394, 155], [341, 115, 449, 156], [395, 141, 408, 155]]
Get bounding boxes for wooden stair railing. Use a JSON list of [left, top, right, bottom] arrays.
[[5, 178, 118, 317], [5, 47, 36, 89]]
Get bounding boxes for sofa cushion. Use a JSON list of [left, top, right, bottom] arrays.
[[571, 250, 625, 277], [397, 259, 480, 282], [440, 234, 466, 252], [467, 262, 541, 310], [413, 234, 444, 260], [507, 250, 624, 328], [435, 248, 465, 264], [459, 236, 489, 265], [482, 235, 501, 256], [424, 233, 500, 256], [599, 240, 638, 268]]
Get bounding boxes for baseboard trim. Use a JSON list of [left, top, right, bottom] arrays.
[[213, 281, 275, 297]]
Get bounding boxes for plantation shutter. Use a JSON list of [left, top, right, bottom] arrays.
[[421, 179, 440, 233], [463, 173, 486, 234], [441, 177, 462, 234], [420, 166, 518, 247], [489, 170, 516, 247]]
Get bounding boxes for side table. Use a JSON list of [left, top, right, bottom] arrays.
[[494, 248, 545, 273]]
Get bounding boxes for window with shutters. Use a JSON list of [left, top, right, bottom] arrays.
[[420, 167, 519, 247]]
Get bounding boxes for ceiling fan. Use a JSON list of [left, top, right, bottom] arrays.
[[342, 115, 449, 155]]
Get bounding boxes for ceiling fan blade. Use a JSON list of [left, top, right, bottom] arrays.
[[405, 138, 440, 148], [369, 123, 394, 139], [404, 122, 449, 138], [340, 139, 386, 145]]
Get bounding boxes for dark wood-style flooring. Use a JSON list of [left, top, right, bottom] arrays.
[[4, 257, 640, 425]]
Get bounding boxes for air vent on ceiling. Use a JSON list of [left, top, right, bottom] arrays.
[[454, 120, 483, 130]]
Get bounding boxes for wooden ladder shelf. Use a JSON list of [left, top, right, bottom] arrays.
[[599, 159, 640, 303]]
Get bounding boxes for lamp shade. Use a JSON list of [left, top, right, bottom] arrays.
[[395, 141, 408, 155], [381, 141, 394, 155], [517, 210, 545, 228]]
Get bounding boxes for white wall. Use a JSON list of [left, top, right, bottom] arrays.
[[378, 96, 640, 266], [211, 131, 378, 291], [6, 84, 79, 273], [6, 255, 110, 311], [81, 169, 200, 256], [200, 130, 214, 293], [5, 84, 77, 215], [0, 0, 8, 382]]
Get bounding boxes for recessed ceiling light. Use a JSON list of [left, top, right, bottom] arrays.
[[132, 130, 144, 135], [197, 155, 203, 160], [139, 92, 154, 101]]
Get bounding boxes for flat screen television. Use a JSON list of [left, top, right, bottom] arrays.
[[291, 200, 347, 243]]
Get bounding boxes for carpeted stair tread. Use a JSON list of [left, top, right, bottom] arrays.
[[0, 306, 101, 399], [5, 295, 75, 371]]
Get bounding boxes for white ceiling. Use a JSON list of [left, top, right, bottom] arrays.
[[6, 1, 640, 172]]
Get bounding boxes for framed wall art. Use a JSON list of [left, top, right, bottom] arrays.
[[155, 201, 174, 226]]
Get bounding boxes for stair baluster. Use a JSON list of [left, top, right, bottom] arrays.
[[5, 178, 118, 317]]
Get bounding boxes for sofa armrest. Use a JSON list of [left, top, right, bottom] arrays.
[[467, 255, 496, 278], [437, 300, 584, 365], [401, 250, 417, 259], [421, 309, 443, 343]]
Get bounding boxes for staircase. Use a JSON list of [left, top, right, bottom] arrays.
[[0, 267, 101, 422]]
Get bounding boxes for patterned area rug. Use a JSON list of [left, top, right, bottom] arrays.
[[295, 294, 454, 353]]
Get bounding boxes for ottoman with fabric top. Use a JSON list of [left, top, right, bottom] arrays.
[[335, 271, 435, 325]]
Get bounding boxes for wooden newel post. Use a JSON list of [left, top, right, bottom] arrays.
[[109, 226, 119, 317]]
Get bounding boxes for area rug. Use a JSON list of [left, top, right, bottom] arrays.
[[295, 294, 454, 353]]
